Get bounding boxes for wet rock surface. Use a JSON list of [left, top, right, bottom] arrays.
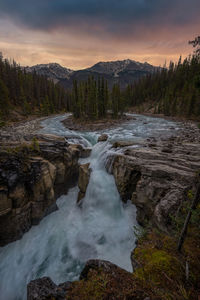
[[112, 140, 136, 148], [0, 133, 82, 246], [77, 163, 91, 204], [97, 134, 108, 142], [107, 122, 200, 231]]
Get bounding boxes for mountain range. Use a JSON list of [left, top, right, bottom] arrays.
[[25, 59, 160, 89]]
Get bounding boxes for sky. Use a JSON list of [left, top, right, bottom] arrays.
[[0, 0, 199, 70]]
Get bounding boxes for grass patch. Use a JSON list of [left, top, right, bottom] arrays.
[[132, 227, 200, 300]]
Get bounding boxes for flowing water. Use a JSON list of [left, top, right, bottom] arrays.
[[0, 114, 180, 300]]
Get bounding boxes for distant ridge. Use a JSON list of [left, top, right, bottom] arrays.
[[25, 63, 74, 83], [25, 59, 160, 88], [86, 59, 157, 77]]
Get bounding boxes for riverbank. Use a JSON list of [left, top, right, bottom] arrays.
[[0, 111, 198, 143], [0, 107, 52, 128], [129, 103, 200, 124], [141, 112, 200, 126], [0, 113, 68, 142], [61, 111, 200, 134]]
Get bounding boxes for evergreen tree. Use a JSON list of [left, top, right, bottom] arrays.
[[0, 79, 10, 117], [111, 84, 121, 118], [0, 57, 71, 120], [72, 76, 110, 119], [125, 49, 200, 120], [72, 79, 80, 118]]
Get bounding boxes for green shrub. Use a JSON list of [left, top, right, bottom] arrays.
[[30, 137, 40, 152]]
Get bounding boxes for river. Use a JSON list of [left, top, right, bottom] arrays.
[[0, 114, 180, 300]]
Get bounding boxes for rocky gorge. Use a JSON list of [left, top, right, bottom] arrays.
[[0, 133, 88, 246], [107, 124, 200, 232], [0, 114, 200, 299]]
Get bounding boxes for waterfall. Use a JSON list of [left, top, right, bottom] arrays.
[[0, 113, 179, 300]]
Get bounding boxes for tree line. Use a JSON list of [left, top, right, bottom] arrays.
[[72, 39, 200, 120], [0, 53, 126, 122], [72, 76, 125, 119], [0, 54, 71, 121], [1, 35, 200, 122], [124, 50, 200, 119]]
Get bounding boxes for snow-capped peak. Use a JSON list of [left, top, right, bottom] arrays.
[[86, 59, 156, 75], [25, 63, 74, 82]]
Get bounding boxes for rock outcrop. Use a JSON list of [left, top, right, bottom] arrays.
[[77, 163, 91, 204], [112, 140, 136, 148], [97, 134, 108, 142], [27, 277, 72, 300], [25, 121, 200, 300], [27, 260, 147, 300], [107, 124, 200, 231], [0, 134, 85, 246], [79, 259, 130, 280]]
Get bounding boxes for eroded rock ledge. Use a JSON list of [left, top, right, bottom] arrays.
[[106, 123, 200, 231], [0, 134, 88, 247]]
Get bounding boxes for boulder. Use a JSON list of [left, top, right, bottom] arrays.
[[97, 134, 108, 142], [27, 277, 71, 300], [77, 163, 91, 204], [80, 259, 129, 280], [64, 259, 146, 299]]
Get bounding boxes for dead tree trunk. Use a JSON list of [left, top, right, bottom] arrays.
[[177, 183, 200, 252]]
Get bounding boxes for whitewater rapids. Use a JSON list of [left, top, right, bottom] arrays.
[[0, 114, 179, 300]]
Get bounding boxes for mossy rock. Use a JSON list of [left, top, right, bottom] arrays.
[[134, 248, 183, 284]]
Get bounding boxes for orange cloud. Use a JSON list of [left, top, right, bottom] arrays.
[[0, 16, 199, 70]]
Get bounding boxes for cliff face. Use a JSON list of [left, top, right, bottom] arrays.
[[0, 134, 84, 247], [25, 122, 200, 300], [106, 125, 200, 231]]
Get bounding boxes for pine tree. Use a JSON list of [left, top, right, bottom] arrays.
[[0, 79, 10, 117], [124, 49, 200, 119], [0, 57, 71, 120], [72, 79, 80, 118], [111, 84, 121, 118]]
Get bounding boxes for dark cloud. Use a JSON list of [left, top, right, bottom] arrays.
[[0, 0, 199, 69], [0, 0, 199, 33]]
